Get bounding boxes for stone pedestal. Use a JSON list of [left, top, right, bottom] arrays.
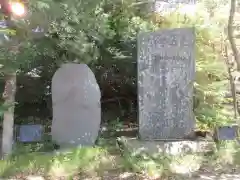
[[117, 137, 216, 156], [117, 137, 216, 177]]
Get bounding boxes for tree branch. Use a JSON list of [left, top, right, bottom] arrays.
[[228, 0, 240, 71]]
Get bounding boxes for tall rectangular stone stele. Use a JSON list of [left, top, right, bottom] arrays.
[[137, 27, 195, 140]]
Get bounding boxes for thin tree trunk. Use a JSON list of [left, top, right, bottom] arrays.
[[228, 0, 240, 71], [1, 72, 17, 158], [223, 42, 238, 118], [229, 71, 238, 119]]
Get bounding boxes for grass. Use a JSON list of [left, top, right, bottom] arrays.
[[117, 139, 240, 179], [0, 138, 123, 179], [0, 146, 109, 179], [1, 139, 240, 180]]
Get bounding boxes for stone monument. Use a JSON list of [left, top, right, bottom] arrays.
[[138, 27, 195, 140], [51, 63, 101, 148]]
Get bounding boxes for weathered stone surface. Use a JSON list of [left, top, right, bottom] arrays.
[[117, 137, 215, 156], [137, 28, 195, 140], [51, 63, 101, 148], [26, 176, 45, 180], [154, 0, 196, 15], [117, 137, 215, 177]]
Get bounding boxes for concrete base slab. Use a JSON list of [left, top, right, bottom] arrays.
[[117, 136, 216, 156], [116, 137, 217, 177]]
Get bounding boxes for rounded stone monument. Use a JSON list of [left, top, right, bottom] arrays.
[[51, 63, 101, 148]]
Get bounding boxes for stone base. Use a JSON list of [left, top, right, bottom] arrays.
[[117, 136, 216, 156]]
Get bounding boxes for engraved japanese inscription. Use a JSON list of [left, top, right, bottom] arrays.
[[138, 28, 195, 140]]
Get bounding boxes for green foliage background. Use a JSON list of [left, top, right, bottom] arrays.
[[0, 0, 234, 130]]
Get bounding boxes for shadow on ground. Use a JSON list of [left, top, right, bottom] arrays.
[[0, 138, 147, 180], [1, 138, 240, 180]]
